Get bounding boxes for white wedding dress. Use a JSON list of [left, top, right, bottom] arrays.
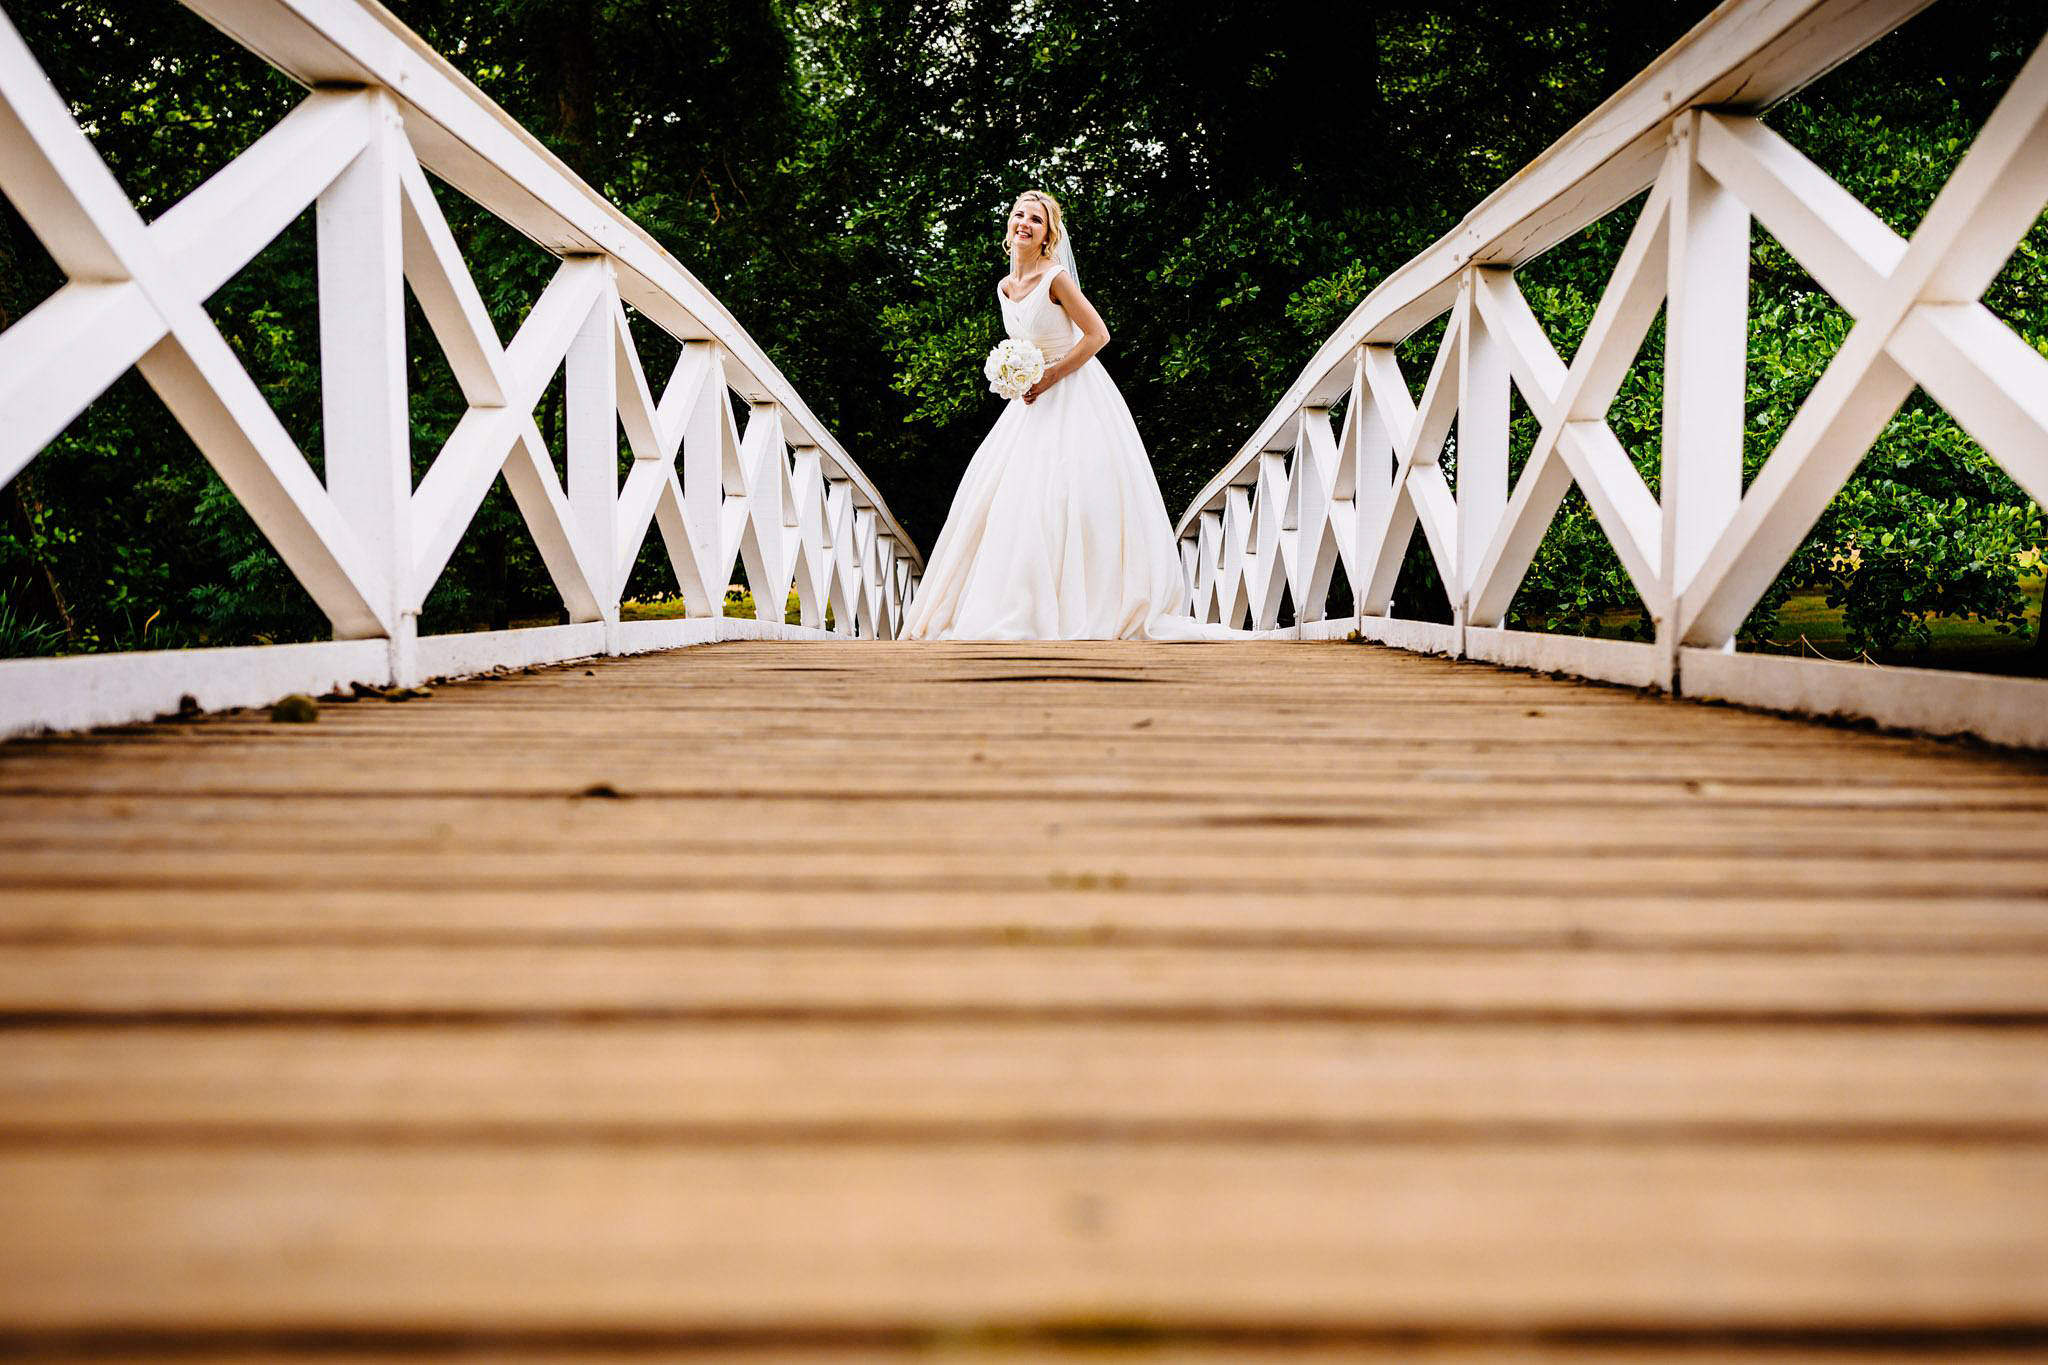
[[900, 267, 1234, 641]]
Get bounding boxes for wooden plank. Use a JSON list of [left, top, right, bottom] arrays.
[[5, 639, 2048, 1351], [2, 1021, 2042, 1137], [2, 846, 2042, 900], [3, 886, 2043, 952], [3, 1144, 2045, 1331], [8, 1350, 2043, 1365], [0, 943, 2041, 1018]]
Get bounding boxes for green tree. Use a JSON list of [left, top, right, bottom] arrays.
[[2, 0, 2041, 665]]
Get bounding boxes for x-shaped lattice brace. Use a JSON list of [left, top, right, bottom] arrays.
[[1189, 33, 2048, 652], [0, 17, 392, 637], [0, 1, 881, 647]]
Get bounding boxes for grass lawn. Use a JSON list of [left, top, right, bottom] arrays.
[[1756, 579, 2043, 674], [1578, 573, 2044, 675], [621, 589, 811, 626]]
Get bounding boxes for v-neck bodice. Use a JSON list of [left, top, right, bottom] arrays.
[[998, 267, 1078, 362]]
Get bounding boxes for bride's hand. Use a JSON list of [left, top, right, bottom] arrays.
[[1022, 374, 1053, 405]]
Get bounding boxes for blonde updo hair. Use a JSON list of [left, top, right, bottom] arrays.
[[1005, 190, 1065, 260]]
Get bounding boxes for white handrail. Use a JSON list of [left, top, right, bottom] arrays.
[[1176, 0, 2048, 749], [0, 0, 921, 736], [1176, 0, 1936, 534]]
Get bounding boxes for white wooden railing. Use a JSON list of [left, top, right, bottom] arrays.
[[0, 0, 921, 737], [1178, 0, 2048, 749]]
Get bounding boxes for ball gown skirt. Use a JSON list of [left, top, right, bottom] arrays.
[[899, 270, 1235, 642]]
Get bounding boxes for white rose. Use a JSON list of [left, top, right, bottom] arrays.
[[983, 339, 1046, 401]]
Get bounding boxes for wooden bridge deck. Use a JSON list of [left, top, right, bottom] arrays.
[[3, 639, 2047, 1360]]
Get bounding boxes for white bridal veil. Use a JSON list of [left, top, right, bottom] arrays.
[[1053, 219, 1079, 289]]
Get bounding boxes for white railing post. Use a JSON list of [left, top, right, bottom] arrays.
[[789, 445, 828, 630], [1456, 268, 1510, 638], [1659, 109, 1749, 688], [1289, 407, 1333, 624], [1353, 346, 1401, 618], [566, 260, 622, 641], [1194, 509, 1223, 623], [0, 0, 925, 738], [317, 88, 413, 681], [824, 476, 857, 635]]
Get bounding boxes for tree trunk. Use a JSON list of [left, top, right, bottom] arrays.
[[550, 3, 602, 184]]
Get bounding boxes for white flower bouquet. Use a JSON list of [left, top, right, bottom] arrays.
[[984, 339, 1046, 401]]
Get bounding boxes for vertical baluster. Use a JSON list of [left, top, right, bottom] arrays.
[[1662, 110, 1750, 688], [567, 262, 620, 635], [1353, 346, 1399, 619], [824, 476, 857, 635], [317, 90, 412, 680], [1456, 268, 1510, 633], [790, 446, 826, 629], [1196, 508, 1223, 624]]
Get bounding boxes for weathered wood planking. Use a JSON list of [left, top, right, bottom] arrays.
[[4, 1145, 2047, 1331], [1, 638, 2046, 1356], [5, 1022, 2046, 1137], [1, 943, 2045, 1018]]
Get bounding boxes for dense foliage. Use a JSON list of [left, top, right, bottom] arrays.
[[1, 0, 2041, 659]]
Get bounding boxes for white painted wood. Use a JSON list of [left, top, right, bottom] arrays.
[[851, 506, 882, 639], [1192, 509, 1223, 623], [1681, 34, 2048, 648], [1889, 302, 2048, 506], [393, 142, 507, 406], [1692, 111, 1901, 317], [0, 0, 921, 739], [0, 615, 853, 741], [0, 281, 162, 489], [1465, 627, 1663, 690], [1696, 111, 2048, 504], [1455, 272, 1510, 601], [1353, 615, 1461, 656], [1174, 0, 2048, 747], [566, 265, 621, 616], [1176, 0, 1937, 538], [177, 0, 921, 569], [823, 478, 860, 635], [788, 446, 829, 629], [1660, 112, 1749, 603], [153, 90, 376, 304], [1290, 409, 1343, 622], [500, 420, 605, 623], [406, 256, 606, 604], [1218, 486, 1255, 630], [0, 12, 153, 282], [1247, 451, 1289, 630], [138, 325, 389, 640], [0, 21, 386, 638], [610, 306, 683, 594], [1679, 647, 2048, 751], [613, 617, 835, 653], [651, 471, 718, 617], [0, 640, 390, 740], [737, 403, 797, 625], [414, 622, 606, 677], [317, 90, 414, 675]]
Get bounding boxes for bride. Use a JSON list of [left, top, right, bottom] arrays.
[[899, 190, 1236, 641]]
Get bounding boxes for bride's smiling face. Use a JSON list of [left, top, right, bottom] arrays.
[[1007, 198, 1047, 255]]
